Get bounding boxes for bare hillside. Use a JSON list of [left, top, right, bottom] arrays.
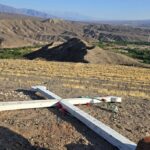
[[0, 18, 84, 47], [85, 46, 142, 65], [0, 13, 150, 48]]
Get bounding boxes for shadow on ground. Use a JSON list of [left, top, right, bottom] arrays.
[[24, 38, 93, 63], [16, 89, 45, 100], [65, 143, 95, 150], [0, 126, 48, 150]]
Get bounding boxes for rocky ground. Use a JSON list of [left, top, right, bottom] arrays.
[[0, 60, 150, 150], [0, 75, 116, 150], [0, 76, 149, 150]]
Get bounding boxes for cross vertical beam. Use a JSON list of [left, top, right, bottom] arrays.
[[32, 86, 62, 100], [61, 100, 137, 150]]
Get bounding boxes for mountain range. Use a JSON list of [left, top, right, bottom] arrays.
[[0, 3, 150, 49], [0, 3, 92, 21], [0, 3, 150, 26], [0, 3, 54, 19]]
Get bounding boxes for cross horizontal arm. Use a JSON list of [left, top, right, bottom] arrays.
[[0, 98, 104, 112], [32, 86, 122, 103]]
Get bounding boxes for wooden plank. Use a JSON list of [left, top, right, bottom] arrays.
[[32, 86, 122, 103], [60, 100, 137, 150], [32, 86, 62, 100], [94, 96, 122, 103], [0, 98, 104, 111], [0, 100, 58, 111]]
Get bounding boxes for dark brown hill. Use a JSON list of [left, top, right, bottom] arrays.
[[24, 38, 91, 63]]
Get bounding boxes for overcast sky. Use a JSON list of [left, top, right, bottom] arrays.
[[0, 0, 150, 20]]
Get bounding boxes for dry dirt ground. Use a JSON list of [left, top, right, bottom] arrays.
[[0, 59, 150, 150]]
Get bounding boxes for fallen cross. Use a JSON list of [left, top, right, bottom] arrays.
[[0, 86, 137, 150]]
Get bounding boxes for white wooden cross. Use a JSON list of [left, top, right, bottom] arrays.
[[0, 86, 137, 150]]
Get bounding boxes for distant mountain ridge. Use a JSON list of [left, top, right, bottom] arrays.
[[0, 3, 150, 25], [88, 20, 150, 28], [0, 3, 92, 21], [0, 3, 55, 18]]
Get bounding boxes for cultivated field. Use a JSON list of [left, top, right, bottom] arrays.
[[0, 59, 150, 149]]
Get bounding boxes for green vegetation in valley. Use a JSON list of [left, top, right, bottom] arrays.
[[0, 45, 42, 59], [99, 40, 150, 46], [98, 41, 113, 48], [98, 40, 150, 64], [124, 48, 150, 64], [109, 41, 150, 46]]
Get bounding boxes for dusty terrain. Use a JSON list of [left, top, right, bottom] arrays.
[[0, 59, 150, 149]]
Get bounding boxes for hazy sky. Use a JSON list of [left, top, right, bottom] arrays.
[[0, 0, 150, 20]]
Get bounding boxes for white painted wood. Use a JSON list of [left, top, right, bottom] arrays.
[[0, 100, 57, 111], [0, 98, 104, 111], [32, 86, 62, 100], [60, 100, 137, 150], [32, 86, 122, 103], [94, 96, 122, 103]]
